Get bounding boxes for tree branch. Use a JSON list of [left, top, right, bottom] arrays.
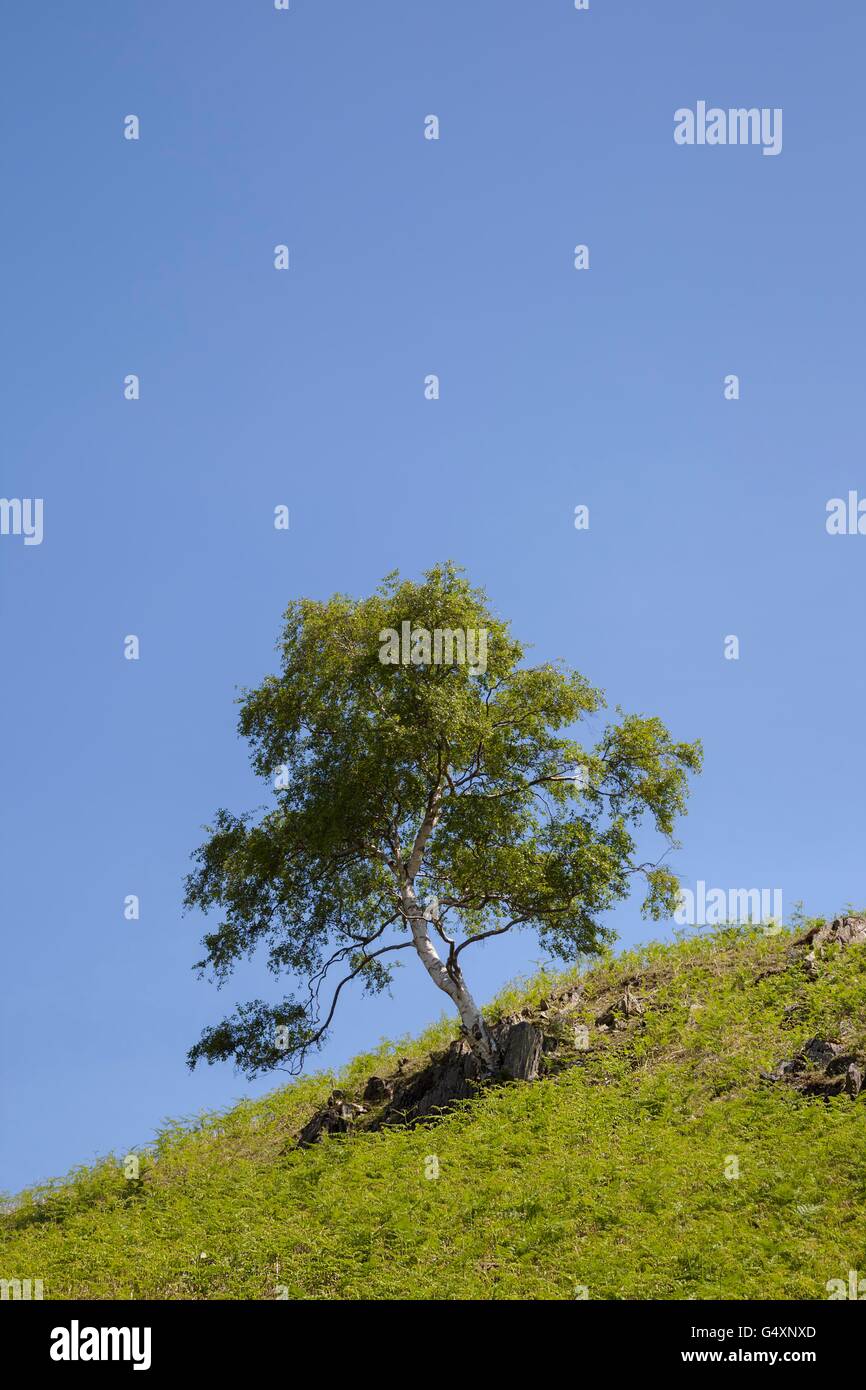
[[308, 939, 414, 1045], [453, 919, 525, 959]]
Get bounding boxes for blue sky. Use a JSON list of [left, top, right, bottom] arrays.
[[2, 0, 864, 1195]]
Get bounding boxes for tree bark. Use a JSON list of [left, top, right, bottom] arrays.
[[397, 783, 500, 1074], [403, 891, 499, 1073]]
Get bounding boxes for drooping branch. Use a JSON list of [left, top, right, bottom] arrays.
[[307, 938, 415, 1045], [453, 919, 526, 959]]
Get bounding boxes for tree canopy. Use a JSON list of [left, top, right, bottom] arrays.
[[184, 562, 702, 1076]]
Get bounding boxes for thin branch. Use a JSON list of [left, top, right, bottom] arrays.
[[309, 940, 414, 1044], [453, 919, 525, 960]]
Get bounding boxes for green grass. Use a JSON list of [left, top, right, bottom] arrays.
[[3, 921, 866, 1300]]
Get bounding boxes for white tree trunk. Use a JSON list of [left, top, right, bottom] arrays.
[[397, 787, 500, 1072], [403, 891, 499, 1072]]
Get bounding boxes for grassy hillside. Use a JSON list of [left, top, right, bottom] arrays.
[[4, 920, 866, 1300]]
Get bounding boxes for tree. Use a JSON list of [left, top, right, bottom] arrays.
[[184, 562, 702, 1078]]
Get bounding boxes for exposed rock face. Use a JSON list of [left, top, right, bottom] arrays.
[[595, 987, 645, 1030], [795, 915, 866, 978], [802, 915, 866, 952], [297, 1091, 366, 1148], [296, 1017, 554, 1146], [362, 1075, 392, 1104], [778, 913, 866, 980], [369, 1039, 485, 1130], [760, 918, 866, 1095], [499, 1021, 544, 1082], [762, 1034, 864, 1099], [802, 1037, 839, 1068], [370, 1019, 545, 1130]]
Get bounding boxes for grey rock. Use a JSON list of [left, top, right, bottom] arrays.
[[500, 1021, 544, 1082], [801, 1037, 840, 1068], [362, 1075, 392, 1104]]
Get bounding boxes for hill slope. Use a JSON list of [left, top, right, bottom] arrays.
[[4, 920, 866, 1300]]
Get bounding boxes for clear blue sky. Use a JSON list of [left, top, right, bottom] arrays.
[[2, 0, 864, 1196]]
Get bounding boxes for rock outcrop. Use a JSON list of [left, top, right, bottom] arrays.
[[293, 987, 604, 1147], [297, 1091, 367, 1147], [295, 915, 866, 1147]]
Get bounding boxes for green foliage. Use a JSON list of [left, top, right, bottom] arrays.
[[184, 562, 701, 1074], [4, 923, 866, 1300]]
